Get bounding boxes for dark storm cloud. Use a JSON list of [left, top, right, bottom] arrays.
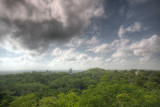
[[0, 0, 104, 54], [3, 18, 84, 52], [2, 0, 36, 11], [0, 0, 40, 20]]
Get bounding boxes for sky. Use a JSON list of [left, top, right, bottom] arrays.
[[0, 0, 160, 71]]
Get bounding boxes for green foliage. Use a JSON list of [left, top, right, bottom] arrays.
[[9, 94, 38, 107], [0, 68, 160, 107], [39, 96, 57, 107], [116, 93, 132, 107]]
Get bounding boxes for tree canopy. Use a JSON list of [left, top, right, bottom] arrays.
[[0, 68, 160, 107]]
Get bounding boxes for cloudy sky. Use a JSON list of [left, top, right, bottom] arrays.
[[0, 0, 160, 70]]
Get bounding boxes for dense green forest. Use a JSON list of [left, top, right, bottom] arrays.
[[0, 68, 160, 107]]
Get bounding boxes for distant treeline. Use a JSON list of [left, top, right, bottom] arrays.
[[0, 68, 160, 107]]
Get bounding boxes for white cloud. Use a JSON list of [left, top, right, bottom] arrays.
[[87, 43, 113, 54], [50, 48, 106, 69], [118, 26, 125, 38], [92, 3, 105, 17], [126, 22, 141, 32], [86, 36, 99, 45], [87, 38, 130, 57], [87, 37, 130, 57], [130, 34, 160, 57], [51, 48, 63, 56], [51, 48, 89, 62], [88, 34, 160, 63], [65, 36, 99, 48], [111, 39, 129, 48], [118, 22, 141, 38], [111, 34, 160, 60], [112, 49, 131, 58], [111, 39, 131, 58]]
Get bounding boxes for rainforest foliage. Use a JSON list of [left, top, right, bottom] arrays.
[[0, 68, 160, 107]]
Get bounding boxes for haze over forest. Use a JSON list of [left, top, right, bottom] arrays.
[[0, 0, 160, 71]]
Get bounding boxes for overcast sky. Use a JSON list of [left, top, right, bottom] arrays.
[[0, 0, 160, 70]]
